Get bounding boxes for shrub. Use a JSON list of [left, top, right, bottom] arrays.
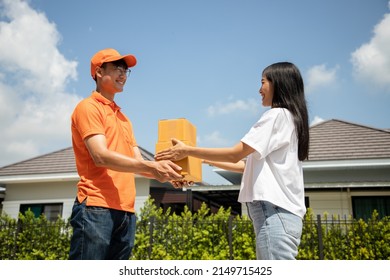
[[0, 210, 70, 260], [0, 198, 389, 260]]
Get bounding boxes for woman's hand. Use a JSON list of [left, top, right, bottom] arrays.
[[155, 138, 189, 162]]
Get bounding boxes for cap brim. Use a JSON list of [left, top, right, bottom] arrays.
[[104, 54, 137, 68]]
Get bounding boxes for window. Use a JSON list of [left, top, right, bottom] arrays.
[[352, 196, 390, 220], [20, 203, 63, 222]]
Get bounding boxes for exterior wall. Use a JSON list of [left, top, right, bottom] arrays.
[[4, 181, 77, 201], [1, 177, 151, 220], [306, 189, 390, 219], [133, 178, 151, 217], [240, 202, 248, 216], [305, 190, 351, 218], [2, 180, 77, 219]]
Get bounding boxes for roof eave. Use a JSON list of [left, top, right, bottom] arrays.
[[303, 158, 390, 170], [0, 172, 147, 184], [0, 173, 80, 184]]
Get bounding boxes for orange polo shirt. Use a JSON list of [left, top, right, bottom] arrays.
[[71, 91, 137, 212]]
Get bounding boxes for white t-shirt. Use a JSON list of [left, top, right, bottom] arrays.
[[238, 108, 306, 218]]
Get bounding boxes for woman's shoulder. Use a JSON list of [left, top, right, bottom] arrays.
[[263, 107, 292, 118], [261, 108, 294, 127]]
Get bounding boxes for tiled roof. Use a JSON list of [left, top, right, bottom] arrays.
[[0, 146, 154, 176], [308, 119, 390, 161]]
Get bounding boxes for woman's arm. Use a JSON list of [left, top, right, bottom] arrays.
[[155, 138, 255, 164], [203, 159, 245, 173]]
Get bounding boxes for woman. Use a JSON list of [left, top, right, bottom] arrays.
[[155, 62, 309, 260]]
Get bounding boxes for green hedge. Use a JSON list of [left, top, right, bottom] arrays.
[[0, 210, 71, 260], [0, 197, 389, 260], [298, 209, 390, 260], [132, 197, 256, 260]]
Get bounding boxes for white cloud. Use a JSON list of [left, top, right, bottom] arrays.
[[198, 131, 230, 147], [351, 6, 390, 91], [305, 64, 339, 93], [0, 0, 82, 166], [207, 98, 259, 116], [310, 116, 325, 127]]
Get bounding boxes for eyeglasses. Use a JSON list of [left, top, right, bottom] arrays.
[[113, 66, 131, 77]]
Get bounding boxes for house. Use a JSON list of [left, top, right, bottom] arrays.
[[0, 119, 389, 220], [303, 119, 390, 219], [0, 147, 158, 220]]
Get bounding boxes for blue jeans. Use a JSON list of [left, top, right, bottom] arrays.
[[69, 198, 136, 260], [247, 200, 302, 260]]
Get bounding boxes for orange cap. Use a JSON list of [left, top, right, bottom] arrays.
[[90, 48, 137, 78]]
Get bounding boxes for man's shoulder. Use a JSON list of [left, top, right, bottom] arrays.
[[72, 95, 102, 119], [75, 94, 99, 108]]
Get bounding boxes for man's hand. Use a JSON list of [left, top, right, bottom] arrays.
[[171, 179, 194, 189], [154, 138, 189, 162], [148, 160, 183, 183]]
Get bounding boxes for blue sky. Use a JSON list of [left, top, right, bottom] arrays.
[[0, 0, 389, 184]]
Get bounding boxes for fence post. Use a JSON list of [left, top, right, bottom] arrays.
[[316, 214, 324, 260], [185, 189, 193, 212], [228, 215, 233, 260], [148, 216, 155, 259]]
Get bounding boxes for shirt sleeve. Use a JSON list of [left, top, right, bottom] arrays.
[[72, 100, 105, 140], [241, 108, 292, 159]]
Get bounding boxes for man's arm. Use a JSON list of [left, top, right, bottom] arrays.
[[84, 134, 183, 182], [132, 146, 161, 179]]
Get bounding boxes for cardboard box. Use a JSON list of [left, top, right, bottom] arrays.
[[157, 118, 197, 143], [156, 119, 202, 183]]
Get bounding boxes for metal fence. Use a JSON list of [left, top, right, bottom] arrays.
[[138, 216, 255, 259], [1, 214, 389, 260], [0, 218, 72, 260]]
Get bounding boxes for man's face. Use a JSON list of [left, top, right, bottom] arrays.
[[98, 61, 130, 93]]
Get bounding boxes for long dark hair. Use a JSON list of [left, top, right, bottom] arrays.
[[262, 62, 309, 160]]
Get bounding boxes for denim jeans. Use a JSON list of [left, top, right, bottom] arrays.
[[247, 200, 302, 260], [69, 198, 136, 260]]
